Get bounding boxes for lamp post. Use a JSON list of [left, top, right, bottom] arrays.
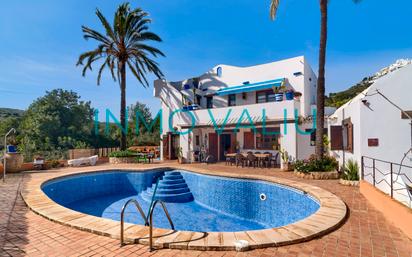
[[3, 128, 16, 183]]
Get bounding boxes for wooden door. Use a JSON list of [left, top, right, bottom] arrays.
[[208, 133, 218, 160], [230, 133, 237, 153], [162, 134, 169, 160], [171, 134, 179, 159], [243, 132, 255, 149]]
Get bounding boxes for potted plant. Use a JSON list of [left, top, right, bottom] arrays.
[[293, 91, 302, 100], [175, 146, 184, 164], [339, 159, 360, 186], [272, 85, 285, 102], [285, 89, 294, 100], [279, 148, 293, 171]]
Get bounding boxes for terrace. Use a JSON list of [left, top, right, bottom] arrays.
[[1, 161, 411, 256]]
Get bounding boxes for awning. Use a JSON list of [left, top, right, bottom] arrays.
[[215, 78, 285, 96]]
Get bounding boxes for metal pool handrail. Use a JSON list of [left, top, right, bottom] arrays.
[[149, 200, 175, 252], [120, 199, 149, 246], [146, 177, 161, 219]]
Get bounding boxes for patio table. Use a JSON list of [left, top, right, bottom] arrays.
[[225, 153, 271, 167]]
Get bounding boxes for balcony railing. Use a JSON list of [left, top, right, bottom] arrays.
[[170, 100, 299, 128]]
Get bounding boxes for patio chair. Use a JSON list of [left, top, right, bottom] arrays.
[[225, 153, 235, 166], [235, 153, 247, 168], [269, 152, 279, 168], [68, 155, 98, 167], [262, 152, 272, 168], [247, 153, 258, 168], [193, 150, 200, 162], [147, 152, 155, 163]]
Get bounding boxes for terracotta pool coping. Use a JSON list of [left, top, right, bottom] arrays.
[[20, 165, 347, 251]]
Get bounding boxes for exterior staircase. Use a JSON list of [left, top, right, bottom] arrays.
[[141, 171, 194, 203]]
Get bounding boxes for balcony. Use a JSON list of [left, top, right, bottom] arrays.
[[169, 100, 300, 129]]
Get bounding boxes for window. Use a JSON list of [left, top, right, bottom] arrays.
[[330, 126, 343, 150], [195, 94, 202, 105], [256, 128, 280, 150], [206, 96, 213, 109], [195, 135, 200, 146], [306, 128, 328, 146], [228, 94, 236, 106], [256, 90, 276, 103], [256, 91, 266, 103], [217, 67, 222, 77], [330, 119, 353, 152]]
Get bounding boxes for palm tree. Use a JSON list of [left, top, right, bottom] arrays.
[[270, 0, 360, 158], [77, 3, 165, 150]]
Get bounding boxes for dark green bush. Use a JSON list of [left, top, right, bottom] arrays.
[[295, 155, 338, 173]]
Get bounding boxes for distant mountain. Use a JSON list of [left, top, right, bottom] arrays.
[[0, 108, 24, 120], [326, 59, 412, 108]]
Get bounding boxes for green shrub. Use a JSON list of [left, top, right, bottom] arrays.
[[47, 160, 61, 169], [295, 155, 338, 173], [108, 150, 137, 158], [341, 159, 359, 181]]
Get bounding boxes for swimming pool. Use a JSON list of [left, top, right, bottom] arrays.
[[42, 169, 320, 232]]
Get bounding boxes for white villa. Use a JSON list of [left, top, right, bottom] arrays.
[[154, 56, 333, 165], [329, 60, 412, 207]]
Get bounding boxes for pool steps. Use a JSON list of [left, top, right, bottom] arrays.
[[140, 171, 194, 203]]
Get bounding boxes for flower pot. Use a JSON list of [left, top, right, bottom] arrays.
[[285, 91, 294, 100], [282, 162, 294, 171], [294, 91, 302, 100], [275, 93, 284, 102]]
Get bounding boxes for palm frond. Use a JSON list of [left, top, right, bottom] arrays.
[[95, 9, 118, 43], [78, 2, 164, 87], [81, 26, 111, 45], [270, 0, 280, 20]]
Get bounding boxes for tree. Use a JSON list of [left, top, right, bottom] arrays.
[[0, 116, 21, 150], [269, 0, 361, 158], [19, 89, 94, 152], [77, 3, 165, 150], [127, 102, 160, 146]]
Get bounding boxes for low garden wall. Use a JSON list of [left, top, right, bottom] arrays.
[[294, 171, 339, 180]]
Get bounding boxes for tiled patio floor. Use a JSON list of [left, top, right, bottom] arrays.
[[1, 162, 411, 257]]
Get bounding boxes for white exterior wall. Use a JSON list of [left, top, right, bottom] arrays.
[[154, 56, 318, 163], [329, 98, 362, 167], [329, 65, 412, 207], [303, 57, 318, 115], [296, 121, 317, 160]]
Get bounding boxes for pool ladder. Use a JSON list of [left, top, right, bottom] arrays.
[[120, 180, 174, 251]]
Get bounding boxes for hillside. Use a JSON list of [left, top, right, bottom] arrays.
[[0, 108, 24, 120], [325, 59, 412, 108], [325, 77, 373, 108]]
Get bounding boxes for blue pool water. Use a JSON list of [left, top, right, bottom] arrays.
[[42, 169, 320, 232]]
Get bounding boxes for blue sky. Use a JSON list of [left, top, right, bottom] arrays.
[[0, 0, 411, 118]]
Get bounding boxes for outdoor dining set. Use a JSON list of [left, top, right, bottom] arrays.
[[225, 152, 279, 168]]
